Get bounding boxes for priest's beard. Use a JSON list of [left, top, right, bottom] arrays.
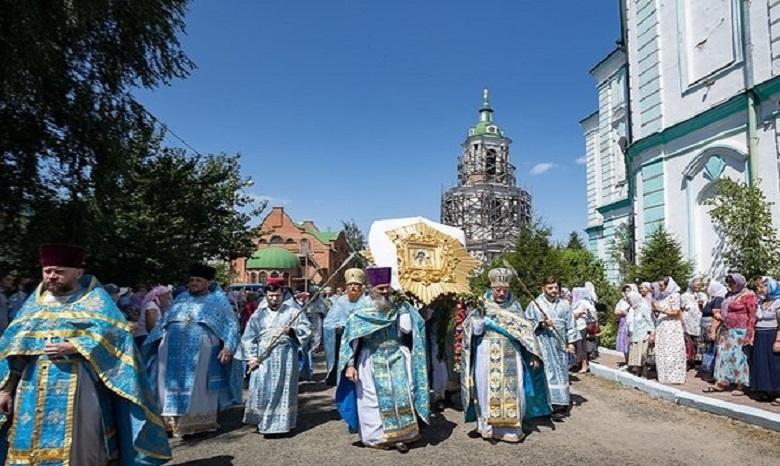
[[369, 291, 393, 312]]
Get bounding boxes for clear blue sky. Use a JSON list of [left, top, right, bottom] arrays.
[[135, 0, 620, 241]]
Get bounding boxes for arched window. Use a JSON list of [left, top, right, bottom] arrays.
[[286, 238, 295, 244], [249, 272, 257, 283], [270, 235, 284, 244], [259, 272, 267, 284], [270, 271, 280, 278], [300, 238, 310, 253]]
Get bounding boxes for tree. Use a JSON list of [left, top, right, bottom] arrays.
[[469, 218, 623, 348], [608, 222, 634, 284], [566, 231, 586, 250], [705, 178, 780, 279], [1, 0, 195, 261], [7, 130, 265, 285], [630, 225, 693, 286], [341, 219, 369, 268]]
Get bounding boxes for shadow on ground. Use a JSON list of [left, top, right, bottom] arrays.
[[171, 455, 235, 466]]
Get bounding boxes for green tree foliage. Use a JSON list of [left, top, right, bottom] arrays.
[[566, 231, 585, 250], [704, 178, 780, 279], [608, 222, 634, 284], [341, 219, 369, 268], [6, 131, 264, 285], [471, 220, 620, 346], [1, 0, 194, 261], [629, 225, 693, 286]]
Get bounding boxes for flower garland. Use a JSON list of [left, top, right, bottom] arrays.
[[450, 292, 483, 373]]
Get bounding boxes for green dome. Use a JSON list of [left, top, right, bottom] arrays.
[[246, 247, 299, 270], [470, 120, 505, 137], [468, 88, 505, 138]]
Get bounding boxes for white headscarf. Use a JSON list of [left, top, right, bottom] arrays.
[[707, 281, 727, 299], [584, 281, 598, 302], [660, 276, 681, 298]]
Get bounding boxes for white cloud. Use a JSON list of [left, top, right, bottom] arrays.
[[247, 193, 291, 206], [530, 163, 558, 175], [575, 156, 587, 165]]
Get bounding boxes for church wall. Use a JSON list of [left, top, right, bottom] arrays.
[[627, 0, 664, 139]]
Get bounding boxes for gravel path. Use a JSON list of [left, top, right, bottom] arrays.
[[168, 371, 780, 466]]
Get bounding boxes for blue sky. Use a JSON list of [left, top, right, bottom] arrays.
[[135, 0, 620, 241]]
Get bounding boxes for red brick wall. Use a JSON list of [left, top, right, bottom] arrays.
[[231, 207, 350, 290]]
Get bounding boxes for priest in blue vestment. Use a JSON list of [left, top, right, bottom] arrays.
[[143, 264, 242, 438], [524, 276, 580, 422], [238, 277, 312, 436], [0, 243, 171, 466], [336, 267, 429, 453], [461, 268, 551, 444], [323, 268, 368, 386]]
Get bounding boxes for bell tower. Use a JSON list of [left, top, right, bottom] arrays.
[[441, 89, 532, 261]]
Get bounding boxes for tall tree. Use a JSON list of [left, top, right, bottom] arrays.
[[10, 131, 264, 285], [630, 225, 693, 286], [566, 231, 586, 250], [705, 178, 780, 279], [0, 0, 195, 260], [341, 219, 369, 268]]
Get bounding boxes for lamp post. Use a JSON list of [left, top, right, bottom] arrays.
[[301, 239, 310, 293]]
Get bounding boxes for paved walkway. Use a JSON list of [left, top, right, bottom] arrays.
[[590, 349, 780, 432]]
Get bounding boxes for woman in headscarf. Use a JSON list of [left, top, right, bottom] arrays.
[[615, 284, 638, 366], [652, 276, 687, 384], [704, 273, 757, 395], [680, 278, 705, 368], [750, 276, 780, 404], [639, 282, 653, 304], [571, 287, 597, 373], [627, 290, 654, 377], [700, 281, 727, 381], [136, 285, 172, 348]]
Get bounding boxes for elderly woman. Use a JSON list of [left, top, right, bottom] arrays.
[[705, 273, 757, 396], [571, 287, 598, 373], [615, 284, 637, 366], [680, 278, 705, 368], [751, 276, 780, 405], [652, 277, 687, 384], [639, 282, 653, 304], [627, 290, 654, 377]]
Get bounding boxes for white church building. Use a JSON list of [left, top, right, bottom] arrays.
[[583, 0, 780, 282]]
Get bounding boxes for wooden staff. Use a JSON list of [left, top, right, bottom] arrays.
[[501, 260, 568, 347], [247, 252, 358, 371]]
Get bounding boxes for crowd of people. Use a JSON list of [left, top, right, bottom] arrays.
[[609, 275, 780, 405], [1, 243, 779, 464], [0, 243, 602, 463]]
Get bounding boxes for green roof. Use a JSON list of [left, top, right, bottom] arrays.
[[292, 222, 341, 245], [246, 247, 299, 270]]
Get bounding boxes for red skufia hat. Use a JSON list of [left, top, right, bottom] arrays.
[[265, 277, 285, 287], [39, 243, 86, 268]]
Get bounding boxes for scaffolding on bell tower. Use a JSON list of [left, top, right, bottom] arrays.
[[440, 89, 532, 262]]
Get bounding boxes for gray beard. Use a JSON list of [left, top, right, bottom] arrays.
[[369, 291, 393, 312]]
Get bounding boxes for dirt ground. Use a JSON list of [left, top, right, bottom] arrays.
[[167, 369, 780, 466]]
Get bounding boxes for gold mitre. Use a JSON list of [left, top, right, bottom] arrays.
[[344, 268, 366, 285], [488, 268, 513, 287]]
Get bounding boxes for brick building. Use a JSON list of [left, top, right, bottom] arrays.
[[231, 207, 350, 291]]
